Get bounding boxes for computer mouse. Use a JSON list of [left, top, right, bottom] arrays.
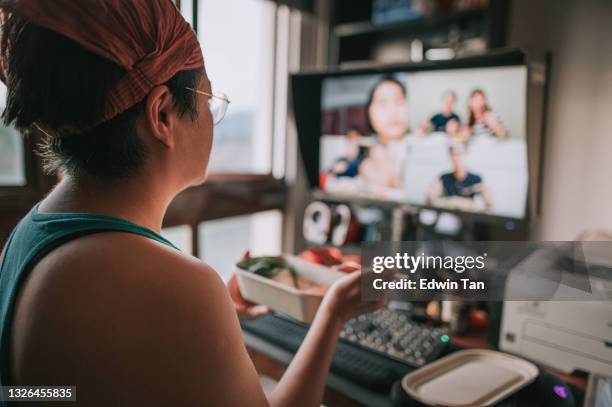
[[519, 370, 576, 407]]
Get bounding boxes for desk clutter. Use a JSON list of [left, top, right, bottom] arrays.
[[237, 243, 597, 405], [242, 314, 581, 406], [391, 367, 579, 406]]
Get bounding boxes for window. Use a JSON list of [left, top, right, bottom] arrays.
[[0, 83, 26, 186], [198, 0, 276, 174], [198, 210, 282, 281], [161, 225, 193, 253], [160, 0, 300, 257]]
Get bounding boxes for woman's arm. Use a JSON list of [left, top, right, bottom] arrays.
[[13, 236, 381, 407], [483, 111, 508, 139], [478, 182, 494, 210], [270, 272, 385, 407], [426, 179, 444, 204], [158, 260, 381, 407]]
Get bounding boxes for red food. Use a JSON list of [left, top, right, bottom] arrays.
[[340, 254, 361, 265], [299, 247, 343, 266], [469, 309, 489, 330], [335, 263, 360, 273]]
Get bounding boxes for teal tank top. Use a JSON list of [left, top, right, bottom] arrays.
[[0, 204, 177, 390]]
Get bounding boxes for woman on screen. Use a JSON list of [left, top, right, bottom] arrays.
[[366, 76, 409, 142], [467, 89, 508, 139], [363, 76, 410, 190]]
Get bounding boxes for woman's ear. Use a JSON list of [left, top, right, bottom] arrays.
[[143, 85, 177, 148]]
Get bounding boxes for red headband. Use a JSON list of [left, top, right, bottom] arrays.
[[0, 0, 204, 127]]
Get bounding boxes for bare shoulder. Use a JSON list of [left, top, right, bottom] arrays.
[[26, 231, 225, 302], [11, 232, 251, 405], [16, 230, 232, 337]]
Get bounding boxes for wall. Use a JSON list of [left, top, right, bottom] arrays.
[[508, 0, 612, 239]]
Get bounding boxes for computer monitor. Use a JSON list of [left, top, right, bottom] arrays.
[[292, 50, 546, 223]]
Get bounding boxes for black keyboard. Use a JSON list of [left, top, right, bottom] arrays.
[[241, 310, 449, 392]]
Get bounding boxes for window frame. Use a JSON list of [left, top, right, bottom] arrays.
[[0, 131, 57, 243], [165, 0, 293, 256]]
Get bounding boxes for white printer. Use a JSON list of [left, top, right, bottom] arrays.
[[500, 243, 612, 376]]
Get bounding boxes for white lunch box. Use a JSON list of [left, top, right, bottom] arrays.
[[236, 254, 346, 323]]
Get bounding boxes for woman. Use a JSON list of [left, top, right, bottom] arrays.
[[363, 76, 410, 188], [0, 1, 384, 406], [467, 89, 508, 139], [366, 76, 410, 142]]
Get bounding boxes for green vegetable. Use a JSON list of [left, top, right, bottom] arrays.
[[236, 256, 297, 281]]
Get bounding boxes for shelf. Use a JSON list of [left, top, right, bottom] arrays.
[[312, 189, 417, 210], [334, 8, 486, 39], [311, 189, 525, 227]]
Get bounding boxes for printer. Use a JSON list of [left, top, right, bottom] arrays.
[[499, 242, 612, 376]]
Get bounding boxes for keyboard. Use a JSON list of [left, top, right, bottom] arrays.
[[241, 310, 449, 392], [342, 308, 448, 367]]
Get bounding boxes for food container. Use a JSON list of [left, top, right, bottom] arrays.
[[401, 349, 538, 406], [236, 254, 346, 323]]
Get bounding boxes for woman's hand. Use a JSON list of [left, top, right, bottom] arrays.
[[320, 270, 387, 324], [229, 250, 271, 319], [227, 273, 272, 319]]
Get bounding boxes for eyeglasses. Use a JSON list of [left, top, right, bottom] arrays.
[[185, 87, 230, 125]]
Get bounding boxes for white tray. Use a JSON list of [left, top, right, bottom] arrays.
[[401, 349, 538, 406]]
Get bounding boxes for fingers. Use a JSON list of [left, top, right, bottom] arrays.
[[338, 269, 363, 290], [248, 305, 272, 317], [236, 304, 272, 320], [227, 272, 271, 319]]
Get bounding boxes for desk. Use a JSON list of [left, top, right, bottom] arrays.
[[244, 327, 588, 407], [449, 328, 589, 393], [244, 331, 391, 407]]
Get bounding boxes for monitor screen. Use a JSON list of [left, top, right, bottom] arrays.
[[319, 65, 528, 219]]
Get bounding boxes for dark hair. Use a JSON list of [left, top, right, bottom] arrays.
[[468, 88, 490, 127], [1, 16, 203, 179], [365, 75, 407, 134]]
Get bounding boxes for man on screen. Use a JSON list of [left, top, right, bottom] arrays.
[[426, 142, 493, 212], [416, 91, 461, 137]]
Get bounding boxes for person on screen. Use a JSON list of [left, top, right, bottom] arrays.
[[415, 91, 461, 137], [426, 143, 493, 211], [444, 118, 470, 142], [358, 143, 401, 188], [366, 75, 409, 142], [327, 125, 365, 178], [329, 140, 362, 178], [0, 1, 384, 405], [365, 76, 410, 184], [467, 89, 508, 139]]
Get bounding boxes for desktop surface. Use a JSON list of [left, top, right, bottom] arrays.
[[241, 311, 586, 407]]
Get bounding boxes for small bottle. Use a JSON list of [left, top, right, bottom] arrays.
[[450, 302, 472, 336]]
